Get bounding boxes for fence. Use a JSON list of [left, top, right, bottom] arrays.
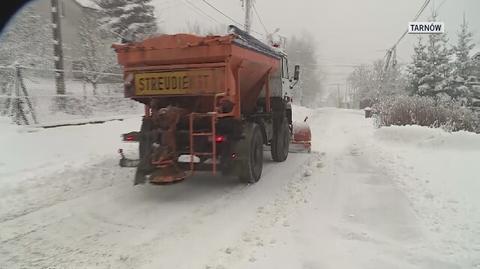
[[0, 65, 143, 126]]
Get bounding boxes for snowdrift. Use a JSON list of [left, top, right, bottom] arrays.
[[374, 124, 480, 151]]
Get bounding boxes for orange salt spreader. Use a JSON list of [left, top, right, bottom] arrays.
[[114, 25, 311, 185]]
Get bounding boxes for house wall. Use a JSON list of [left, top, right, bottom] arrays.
[[28, 0, 107, 77]]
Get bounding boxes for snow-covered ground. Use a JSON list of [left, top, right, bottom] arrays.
[[374, 125, 480, 266], [0, 107, 479, 268]]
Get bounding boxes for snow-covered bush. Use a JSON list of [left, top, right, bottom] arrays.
[[373, 95, 480, 133]]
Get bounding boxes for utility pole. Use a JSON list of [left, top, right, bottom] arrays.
[[243, 0, 253, 34], [337, 84, 341, 108], [344, 82, 348, 105], [50, 0, 66, 96]]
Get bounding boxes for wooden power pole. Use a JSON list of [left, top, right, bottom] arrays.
[[50, 0, 66, 96]]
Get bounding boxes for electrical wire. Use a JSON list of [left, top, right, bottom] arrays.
[[197, 0, 263, 37], [182, 0, 223, 25], [428, 0, 448, 20], [200, 0, 244, 27], [252, 4, 268, 34], [392, 0, 432, 48]]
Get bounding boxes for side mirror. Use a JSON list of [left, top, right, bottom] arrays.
[[294, 65, 300, 81]]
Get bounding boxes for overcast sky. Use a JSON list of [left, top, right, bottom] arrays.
[[154, 0, 480, 91]]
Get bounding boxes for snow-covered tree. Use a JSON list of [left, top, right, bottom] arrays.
[[406, 37, 429, 95], [452, 18, 475, 80], [417, 30, 452, 98], [473, 54, 480, 78], [376, 60, 406, 97], [78, 14, 117, 94], [287, 32, 323, 107], [0, 5, 52, 68], [348, 64, 374, 100], [0, 5, 53, 115], [95, 0, 158, 41], [348, 59, 405, 108], [449, 17, 476, 102]]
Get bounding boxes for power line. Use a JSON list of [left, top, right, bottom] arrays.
[[252, 4, 268, 34], [200, 0, 244, 28], [199, 0, 263, 37], [413, 0, 431, 21], [182, 0, 223, 25], [392, 0, 432, 48], [382, 0, 432, 72], [428, 0, 448, 20]]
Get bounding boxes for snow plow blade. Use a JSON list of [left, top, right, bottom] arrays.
[[290, 120, 312, 153]]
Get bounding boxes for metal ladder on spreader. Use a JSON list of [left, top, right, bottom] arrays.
[[188, 112, 218, 176]]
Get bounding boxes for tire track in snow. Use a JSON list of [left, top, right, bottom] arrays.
[[204, 153, 322, 269], [0, 152, 313, 269], [0, 158, 133, 223]]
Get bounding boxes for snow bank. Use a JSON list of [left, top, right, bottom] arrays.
[[373, 124, 480, 264], [0, 117, 17, 136], [0, 116, 141, 185], [375, 125, 480, 151]]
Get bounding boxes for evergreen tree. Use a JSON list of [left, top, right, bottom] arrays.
[[450, 17, 476, 102], [95, 0, 158, 41], [474, 54, 480, 78], [418, 30, 452, 99], [406, 37, 428, 95]]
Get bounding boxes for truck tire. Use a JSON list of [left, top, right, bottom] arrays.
[[237, 123, 264, 183], [271, 118, 290, 162]]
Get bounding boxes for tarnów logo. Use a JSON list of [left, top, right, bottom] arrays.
[[408, 22, 445, 34]]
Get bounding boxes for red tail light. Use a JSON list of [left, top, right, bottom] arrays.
[[122, 132, 139, 142], [215, 135, 226, 143]]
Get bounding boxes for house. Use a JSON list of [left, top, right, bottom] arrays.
[[29, 0, 114, 77]]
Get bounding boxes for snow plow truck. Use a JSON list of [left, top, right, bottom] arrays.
[[113, 25, 311, 185]]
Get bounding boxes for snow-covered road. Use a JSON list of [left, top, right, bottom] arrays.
[[1, 108, 478, 268]]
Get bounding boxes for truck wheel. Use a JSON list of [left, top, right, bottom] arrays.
[[271, 118, 290, 162], [237, 123, 264, 183]]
